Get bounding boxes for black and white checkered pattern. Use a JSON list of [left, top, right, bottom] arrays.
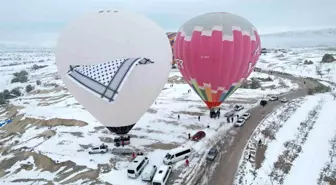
[[74, 58, 127, 86]]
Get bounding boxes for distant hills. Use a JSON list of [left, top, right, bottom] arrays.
[[166, 28, 336, 50]]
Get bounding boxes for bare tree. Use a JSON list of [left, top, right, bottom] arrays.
[[327, 68, 331, 74], [316, 65, 323, 78]]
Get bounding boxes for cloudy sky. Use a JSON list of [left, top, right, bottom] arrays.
[[1, 0, 335, 47]]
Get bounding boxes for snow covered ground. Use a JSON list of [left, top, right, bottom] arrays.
[[234, 47, 336, 185], [257, 47, 336, 83], [0, 49, 298, 185]]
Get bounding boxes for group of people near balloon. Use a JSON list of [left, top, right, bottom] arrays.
[[55, 10, 261, 138]]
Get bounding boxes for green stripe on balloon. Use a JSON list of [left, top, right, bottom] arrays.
[[190, 80, 206, 101], [200, 88, 208, 101]]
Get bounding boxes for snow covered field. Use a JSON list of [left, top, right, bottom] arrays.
[[256, 47, 336, 83], [234, 47, 336, 185], [0, 49, 299, 185]]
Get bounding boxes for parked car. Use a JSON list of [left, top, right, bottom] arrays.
[[234, 105, 244, 111], [224, 110, 235, 117], [127, 156, 149, 178], [269, 96, 278, 101], [241, 112, 250, 120], [191, 131, 206, 141], [260, 99, 268, 107], [152, 165, 172, 185], [141, 165, 157, 182], [234, 118, 246, 127], [88, 144, 108, 154], [163, 147, 191, 165], [206, 147, 218, 161], [281, 97, 288, 103]]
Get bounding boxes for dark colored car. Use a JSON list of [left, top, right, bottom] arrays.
[[260, 100, 268, 107], [206, 147, 218, 161], [192, 131, 206, 141]]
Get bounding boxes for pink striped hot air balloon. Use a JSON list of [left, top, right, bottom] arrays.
[[174, 12, 261, 109]]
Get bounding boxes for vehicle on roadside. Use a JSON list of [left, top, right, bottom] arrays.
[[234, 105, 244, 111], [281, 97, 288, 103], [241, 112, 250, 120], [163, 147, 191, 165], [260, 99, 268, 107], [152, 165, 172, 185], [141, 165, 157, 182], [234, 118, 246, 127], [191, 131, 206, 141], [224, 110, 235, 117], [206, 147, 218, 161], [88, 144, 108, 154], [127, 156, 149, 178], [269, 96, 278, 101]]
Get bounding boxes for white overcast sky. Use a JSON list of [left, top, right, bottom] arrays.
[[0, 0, 335, 47]]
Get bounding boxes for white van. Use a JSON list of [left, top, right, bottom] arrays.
[[163, 147, 191, 165], [141, 165, 157, 182], [152, 165, 172, 185], [127, 156, 149, 178]]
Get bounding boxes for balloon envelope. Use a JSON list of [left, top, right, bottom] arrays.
[[174, 12, 261, 109], [56, 10, 172, 134]]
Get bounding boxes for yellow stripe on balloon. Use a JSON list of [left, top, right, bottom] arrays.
[[205, 86, 212, 102]]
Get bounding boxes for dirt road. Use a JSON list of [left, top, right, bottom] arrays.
[[185, 70, 324, 185]]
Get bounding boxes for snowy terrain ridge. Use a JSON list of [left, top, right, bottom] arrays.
[[261, 28, 336, 48]]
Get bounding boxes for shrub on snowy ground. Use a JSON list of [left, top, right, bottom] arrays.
[[10, 87, 22, 97], [36, 80, 41, 86], [54, 75, 61, 80], [240, 79, 261, 89], [31, 64, 48, 70], [251, 79, 262, 89], [308, 84, 331, 95], [11, 70, 28, 83], [43, 82, 59, 88], [318, 134, 336, 185], [326, 68, 332, 74], [316, 65, 324, 78], [0, 92, 8, 105], [331, 91, 336, 100], [2, 90, 10, 99], [25, 85, 34, 93], [321, 53, 335, 63], [304, 60, 314, 65]]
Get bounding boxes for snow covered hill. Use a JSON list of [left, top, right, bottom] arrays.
[[166, 28, 336, 49], [261, 28, 336, 48], [234, 48, 336, 185]]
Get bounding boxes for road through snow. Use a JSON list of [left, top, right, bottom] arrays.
[[185, 70, 322, 185]]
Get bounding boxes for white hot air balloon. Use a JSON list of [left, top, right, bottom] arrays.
[[55, 10, 172, 135]]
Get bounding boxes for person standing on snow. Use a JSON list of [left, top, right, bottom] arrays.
[[185, 159, 189, 167]]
